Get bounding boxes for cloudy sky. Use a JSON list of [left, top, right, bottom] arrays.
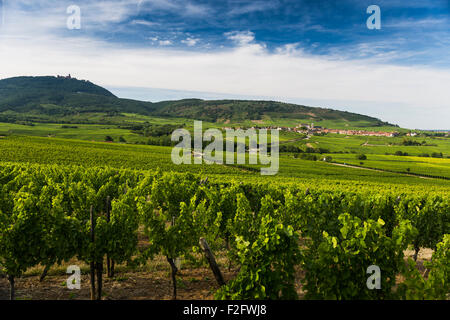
[[0, 0, 449, 129]]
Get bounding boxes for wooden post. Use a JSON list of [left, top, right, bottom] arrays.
[[110, 260, 115, 277], [39, 265, 50, 282], [96, 262, 103, 300], [422, 256, 432, 278], [199, 238, 225, 287], [106, 196, 111, 277], [90, 205, 96, 300], [413, 244, 420, 262], [8, 275, 15, 301], [166, 256, 178, 300]]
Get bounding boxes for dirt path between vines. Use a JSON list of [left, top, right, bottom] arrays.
[[361, 141, 391, 147], [328, 162, 432, 179], [0, 248, 433, 300]]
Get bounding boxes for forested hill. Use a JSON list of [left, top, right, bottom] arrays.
[[0, 76, 154, 115], [0, 76, 395, 126], [149, 99, 392, 125], [0, 76, 116, 98]]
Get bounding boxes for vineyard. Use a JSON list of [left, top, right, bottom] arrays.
[[1, 135, 450, 190], [0, 162, 448, 300]]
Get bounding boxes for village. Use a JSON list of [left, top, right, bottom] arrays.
[[291, 123, 400, 137], [224, 123, 401, 137]]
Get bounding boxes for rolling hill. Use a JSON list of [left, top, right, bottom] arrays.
[[0, 76, 396, 127], [0, 76, 154, 116]]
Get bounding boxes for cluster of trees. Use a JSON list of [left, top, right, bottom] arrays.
[[121, 124, 182, 147], [142, 124, 180, 137], [394, 151, 409, 156], [401, 139, 423, 146], [104, 136, 127, 143], [400, 139, 437, 147], [357, 154, 367, 160], [294, 153, 318, 161], [418, 152, 444, 158], [280, 145, 330, 154], [145, 136, 173, 147], [422, 132, 449, 137], [392, 151, 444, 158], [431, 152, 444, 158], [13, 121, 34, 126], [279, 145, 304, 153]]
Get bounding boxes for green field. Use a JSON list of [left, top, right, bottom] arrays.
[[329, 153, 450, 179], [0, 109, 449, 194], [0, 116, 198, 143], [0, 135, 449, 194], [284, 134, 450, 156]]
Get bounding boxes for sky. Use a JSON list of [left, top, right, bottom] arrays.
[[0, 0, 449, 129]]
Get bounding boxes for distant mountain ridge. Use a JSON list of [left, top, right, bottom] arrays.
[[0, 76, 395, 127]]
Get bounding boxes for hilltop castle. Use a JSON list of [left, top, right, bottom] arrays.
[[57, 74, 72, 79]]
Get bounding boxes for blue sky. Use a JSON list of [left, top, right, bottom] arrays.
[[0, 0, 449, 129]]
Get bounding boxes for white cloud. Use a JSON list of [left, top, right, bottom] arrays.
[[158, 39, 172, 45], [135, 0, 212, 17], [139, 0, 178, 10], [0, 0, 212, 34], [0, 0, 142, 35], [228, 1, 278, 16], [384, 17, 449, 28], [130, 19, 159, 27], [82, 1, 140, 25], [275, 43, 306, 55], [224, 30, 255, 46], [181, 37, 199, 46], [184, 3, 211, 16]]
